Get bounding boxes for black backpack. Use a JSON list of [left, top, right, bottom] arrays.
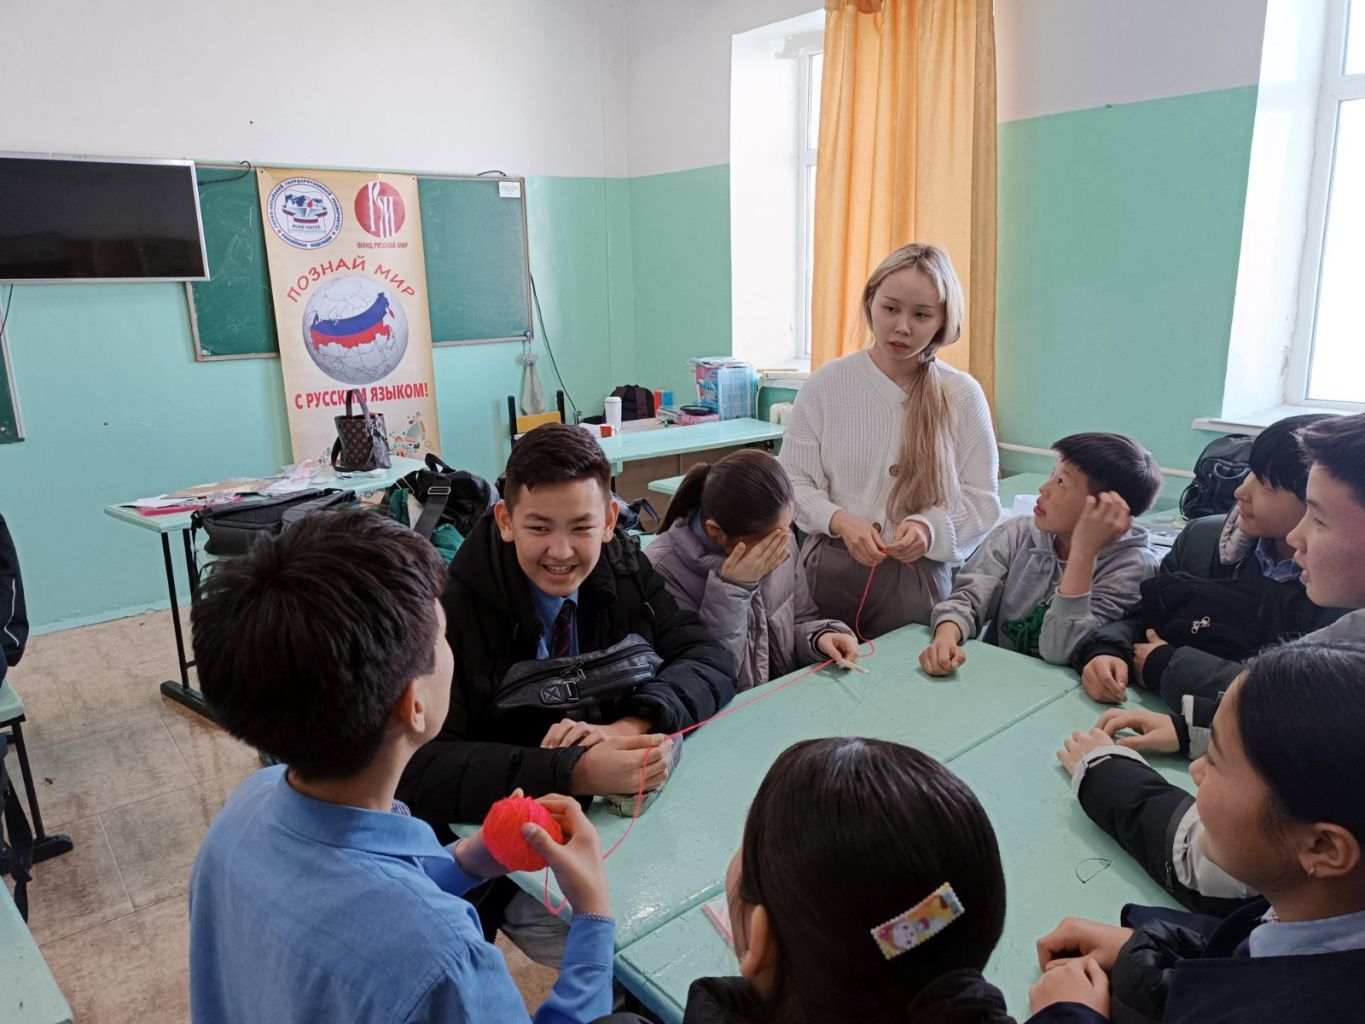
[[1139, 571, 1322, 661], [190, 489, 357, 557], [1180, 434, 1254, 520], [610, 385, 655, 421], [383, 454, 497, 542]]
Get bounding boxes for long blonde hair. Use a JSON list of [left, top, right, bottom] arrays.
[[861, 243, 964, 521]]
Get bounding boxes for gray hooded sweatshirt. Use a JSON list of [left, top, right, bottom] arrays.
[[644, 516, 854, 691], [930, 514, 1160, 664]]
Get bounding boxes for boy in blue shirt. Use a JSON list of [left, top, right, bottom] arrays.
[[188, 509, 616, 1023]]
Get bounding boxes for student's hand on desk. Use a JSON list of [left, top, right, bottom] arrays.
[[541, 716, 651, 749], [525, 794, 612, 917], [1080, 655, 1128, 703], [1029, 958, 1109, 1018], [1036, 916, 1133, 973], [884, 519, 931, 564], [1096, 707, 1179, 753], [1056, 727, 1121, 775], [817, 631, 861, 666], [1070, 492, 1134, 556], [570, 733, 674, 796], [720, 528, 791, 585], [830, 511, 886, 568], [919, 623, 966, 676], [1132, 630, 1169, 687]]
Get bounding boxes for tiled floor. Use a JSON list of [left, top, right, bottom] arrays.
[[5, 608, 556, 1022]]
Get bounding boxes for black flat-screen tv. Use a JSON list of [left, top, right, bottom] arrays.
[[0, 155, 208, 282]]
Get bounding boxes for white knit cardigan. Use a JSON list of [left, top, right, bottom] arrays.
[[779, 349, 1000, 565]]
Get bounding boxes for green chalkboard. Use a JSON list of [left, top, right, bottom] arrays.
[[189, 167, 532, 360], [419, 177, 532, 345], [189, 166, 277, 359]]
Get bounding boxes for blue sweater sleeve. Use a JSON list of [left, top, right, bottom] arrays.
[[534, 915, 615, 1024]]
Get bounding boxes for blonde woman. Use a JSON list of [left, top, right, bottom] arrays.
[[779, 243, 999, 637]]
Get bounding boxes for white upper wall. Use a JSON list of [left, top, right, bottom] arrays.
[[0, 0, 625, 178], [996, 0, 1268, 123]]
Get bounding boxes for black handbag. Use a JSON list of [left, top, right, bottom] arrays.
[[384, 453, 497, 541], [1139, 571, 1323, 661], [191, 489, 356, 556], [488, 633, 663, 723], [331, 389, 391, 472]]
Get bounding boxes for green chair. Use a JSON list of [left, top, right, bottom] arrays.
[[0, 679, 73, 867]]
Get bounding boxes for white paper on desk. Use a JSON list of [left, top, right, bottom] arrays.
[[702, 894, 734, 950], [128, 495, 191, 509], [258, 477, 312, 497]]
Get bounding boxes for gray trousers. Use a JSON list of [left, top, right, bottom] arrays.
[[801, 534, 950, 639]]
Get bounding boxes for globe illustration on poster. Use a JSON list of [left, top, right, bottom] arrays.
[[302, 275, 409, 385]]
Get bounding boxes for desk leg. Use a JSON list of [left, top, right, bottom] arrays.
[[7, 720, 74, 865], [157, 533, 216, 723]]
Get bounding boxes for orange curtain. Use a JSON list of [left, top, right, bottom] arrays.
[[812, 0, 996, 410]]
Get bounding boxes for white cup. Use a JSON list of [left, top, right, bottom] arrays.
[[604, 396, 623, 430]]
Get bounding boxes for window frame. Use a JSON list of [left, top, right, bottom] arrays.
[[1287, 0, 1365, 410]]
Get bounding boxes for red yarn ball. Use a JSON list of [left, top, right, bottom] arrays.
[[481, 796, 564, 872]]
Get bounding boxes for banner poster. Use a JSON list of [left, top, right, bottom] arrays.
[[256, 167, 441, 464]]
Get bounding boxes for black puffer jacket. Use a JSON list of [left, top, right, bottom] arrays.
[[0, 513, 27, 682], [682, 971, 1107, 1024], [1071, 513, 1341, 706], [397, 512, 736, 836], [1110, 900, 1365, 1024]]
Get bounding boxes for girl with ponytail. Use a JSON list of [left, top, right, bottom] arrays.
[[646, 449, 859, 690], [779, 243, 1000, 637]]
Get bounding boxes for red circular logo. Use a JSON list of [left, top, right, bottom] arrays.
[[353, 181, 406, 238]]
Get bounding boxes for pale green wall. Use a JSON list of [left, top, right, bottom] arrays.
[[1, 175, 622, 631], [995, 87, 1258, 476]]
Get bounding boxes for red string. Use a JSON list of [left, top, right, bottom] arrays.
[[544, 559, 883, 912]]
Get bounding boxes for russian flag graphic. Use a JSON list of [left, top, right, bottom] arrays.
[[308, 293, 393, 351]]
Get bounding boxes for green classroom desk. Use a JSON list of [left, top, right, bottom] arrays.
[[0, 887, 72, 1024], [455, 625, 1081, 949], [596, 419, 784, 475], [102, 458, 424, 721], [612, 685, 1196, 1024]]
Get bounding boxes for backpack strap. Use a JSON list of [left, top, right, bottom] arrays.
[[411, 482, 452, 540]]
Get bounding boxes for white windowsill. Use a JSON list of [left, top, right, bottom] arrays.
[[1192, 402, 1354, 435]]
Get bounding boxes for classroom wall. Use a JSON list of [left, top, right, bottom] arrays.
[[0, 0, 1275, 629], [0, 0, 634, 630]]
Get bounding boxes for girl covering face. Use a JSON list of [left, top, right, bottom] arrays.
[[778, 243, 1000, 639]]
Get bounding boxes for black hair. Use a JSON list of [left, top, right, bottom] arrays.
[[1298, 412, 1365, 508], [1236, 639, 1365, 845], [190, 509, 447, 781], [1247, 414, 1330, 499], [736, 738, 1006, 1024], [1052, 432, 1163, 516], [503, 422, 612, 508], [660, 449, 795, 537]]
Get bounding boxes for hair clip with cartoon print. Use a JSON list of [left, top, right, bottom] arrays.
[[870, 882, 964, 960]]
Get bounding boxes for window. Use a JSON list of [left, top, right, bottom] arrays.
[[796, 51, 822, 359], [1291, 0, 1365, 407]]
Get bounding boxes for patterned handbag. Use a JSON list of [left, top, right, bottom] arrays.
[[331, 389, 391, 472]]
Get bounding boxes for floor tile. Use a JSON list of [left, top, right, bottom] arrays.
[[498, 932, 557, 1011], [101, 771, 253, 909], [5, 814, 131, 946], [25, 719, 196, 828], [1, 671, 73, 747], [41, 895, 191, 1024], [160, 703, 260, 783]]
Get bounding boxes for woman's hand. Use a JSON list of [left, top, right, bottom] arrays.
[[830, 511, 886, 567], [720, 528, 791, 584], [1096, 707, 1179, 753], [1036, 917, 1133, 973], [817, 631, 862, 666], [1057, 727, 1121, 776], [1029, 958, 1110, 1018], [884, 520, 931, 564]]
